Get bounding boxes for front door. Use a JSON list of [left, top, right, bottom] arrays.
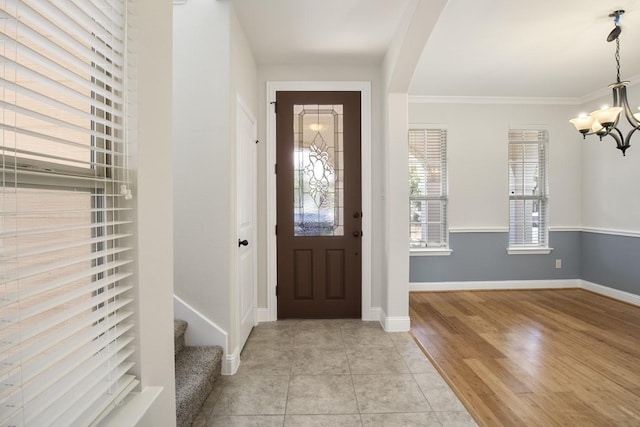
[[276, 91, 362, 318]]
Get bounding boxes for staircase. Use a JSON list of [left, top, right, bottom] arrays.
[[174, 319, 223, 427]]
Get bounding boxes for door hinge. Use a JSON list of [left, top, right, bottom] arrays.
[[275, 163, 278, 174], [275, 285, 278, 296], [270, 101, 277, 114], [275, 224, 278, 235]]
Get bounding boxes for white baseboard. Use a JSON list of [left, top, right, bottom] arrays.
[[409, 279, 640, 307], [581, 280, 640, 307], [173, 294, 228, 352], [379, 309, 410, 332], [363, 306, 381, 322], [256, 308, 271, 323], [223, 347, 241, 376], [410, 279, 581, 292]]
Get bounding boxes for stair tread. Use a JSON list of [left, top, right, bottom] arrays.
[[174, 319, 188, 356], [175, 345, 223, 427], [175, 345, 222, 380]]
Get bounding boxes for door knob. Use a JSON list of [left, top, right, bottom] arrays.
[[352, 231, 362, 237], [238, 239, 249, 247]]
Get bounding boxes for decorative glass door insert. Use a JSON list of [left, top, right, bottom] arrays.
[[293, 104, 344, 236]]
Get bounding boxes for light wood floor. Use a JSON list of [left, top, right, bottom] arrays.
[[410, 289, 640, 427]]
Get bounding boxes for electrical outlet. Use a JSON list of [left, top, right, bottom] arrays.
[[555, 259, 562, 269]]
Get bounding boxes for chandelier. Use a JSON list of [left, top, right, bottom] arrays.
[[569, 10, 640, 156]]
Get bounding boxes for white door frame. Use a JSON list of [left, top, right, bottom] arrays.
[[265, 81, 374, 321]]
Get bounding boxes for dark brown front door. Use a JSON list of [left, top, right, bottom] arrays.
[[276, 91, 362, 318]]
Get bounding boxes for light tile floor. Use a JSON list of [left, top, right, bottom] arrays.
[[192, 320, 477, 427]]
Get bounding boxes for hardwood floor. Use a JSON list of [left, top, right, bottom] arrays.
[[409, 289, 640, 427]]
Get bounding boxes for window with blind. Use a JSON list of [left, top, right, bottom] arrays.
[[1, 1, 138, 425], [409, 128, 448, 249], [508, 129, 549, 249]]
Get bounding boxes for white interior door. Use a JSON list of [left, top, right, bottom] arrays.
[[237, 98, 257, 350]]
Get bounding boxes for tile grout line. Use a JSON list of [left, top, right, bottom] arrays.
[[395, 331, 438, 414], [341, 325, 365, 421], [282, 327, 295, 425]]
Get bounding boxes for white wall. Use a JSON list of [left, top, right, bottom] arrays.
[[382, 93, 410, 326], [172, 0, 232, 336], [135, 0, 176, 424], [172, 0, 258, 368], [378, 0, 447, 327], [580, 83, 640, 233], [231, 9, 258, 115], [408, 101, 583, 230], [256, 64, 384, 310]]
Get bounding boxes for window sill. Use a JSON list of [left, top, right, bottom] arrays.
[[410, 248, 453, 257], [96, 385, 163, 426], [506, 247, 553, 255]]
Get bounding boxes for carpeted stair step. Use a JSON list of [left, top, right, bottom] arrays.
[[175, 345, 223, 427], [174, 319, 188, 356]]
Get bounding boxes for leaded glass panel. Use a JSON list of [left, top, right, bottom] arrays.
[[293, 104, 344, 236]]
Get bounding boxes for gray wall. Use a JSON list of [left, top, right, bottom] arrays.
[[581, 232, 640, 295], [410, 231, 581, 282]]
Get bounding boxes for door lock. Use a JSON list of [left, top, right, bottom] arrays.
[[238, 239, 249, 247]]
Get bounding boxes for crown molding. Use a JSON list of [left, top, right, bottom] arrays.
[[409, 74, 640, 106], [409, 95, 582, 105], [579, 73, 640, 104]]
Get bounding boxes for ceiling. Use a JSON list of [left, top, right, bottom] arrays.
[[232, 0, 414, 65], [232, 0, 640, 100]]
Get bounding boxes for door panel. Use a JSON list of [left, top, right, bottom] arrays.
[[276, 91, 361, 318], [326, 249, 345, 299], [294, 249, 314, 299]]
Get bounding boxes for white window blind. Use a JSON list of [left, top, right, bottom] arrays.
[[409, 128, 448, 248], [508, 129, 548, 248], [1, 1, 138, 426]]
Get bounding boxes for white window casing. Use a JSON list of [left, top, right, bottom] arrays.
[[409, 128, 449, 254], [1, 0, 138, 425]]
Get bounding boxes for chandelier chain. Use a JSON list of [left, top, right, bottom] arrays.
[[615, 37, 621, 83]]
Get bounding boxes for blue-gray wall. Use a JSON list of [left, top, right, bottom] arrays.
[[581, 232, 640, 295], [410, 230, 640, 297], [410, 231, 581, 282]]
